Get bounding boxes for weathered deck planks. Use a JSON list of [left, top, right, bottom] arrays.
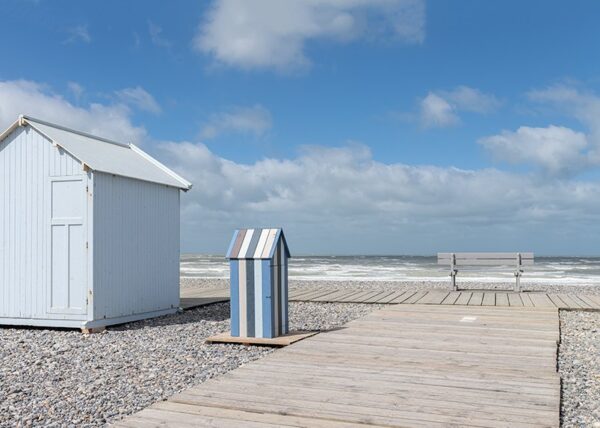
[[116, 304, 560, 427], [180, 287, 230, 309], [181, 286, 600, 310]]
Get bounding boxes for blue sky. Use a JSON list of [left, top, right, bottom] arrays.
[[1, 0, 600, 255]]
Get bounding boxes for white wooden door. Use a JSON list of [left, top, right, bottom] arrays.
[[48, 176, 87, 315]]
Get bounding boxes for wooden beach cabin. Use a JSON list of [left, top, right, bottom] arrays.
[[0, 115, 192, 331], [226, 228, 290, 338]]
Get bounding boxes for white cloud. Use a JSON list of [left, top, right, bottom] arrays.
[[132, 31, 141, 48], [418, 86, 500, 128], [116, 86, 161, 114], [67, 81, 84, 100], [194, 0, 425, 72], [419, 93, 458, 128], [479, 126, 589, 176], [443, 86, 501, 113], [2, 78, 599, 254], [160, 141, 600, 253], [148, 20, 171, 48], [0, 79, 147, 144], [64, 25, 91, 44], [478, 84, 600, 177], [200, 104, 272, 139], [161, 143, 594, 223], [528, 84, 600, 163], [528, 84, 600, 128]]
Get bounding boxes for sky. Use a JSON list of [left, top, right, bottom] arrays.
[[1, 0, 600, 255]]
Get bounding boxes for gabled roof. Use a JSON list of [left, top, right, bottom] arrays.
[[226, 228, 291, 260], [0, 115, 192, 191]]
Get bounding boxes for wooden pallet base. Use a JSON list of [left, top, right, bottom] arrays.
[[206, 331, 318, 347]]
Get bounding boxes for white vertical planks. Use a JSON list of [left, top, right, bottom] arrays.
[[0, 125, 84, 321], [92, 172, 180, 320], [253, 229, 270, 259], [238, 260, 247, 335]]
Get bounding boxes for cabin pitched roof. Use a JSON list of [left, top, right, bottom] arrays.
[[0, 115, 192, 190], [226, 228, 291, 260]]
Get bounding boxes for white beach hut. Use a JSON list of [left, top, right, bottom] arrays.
[[0, 115, 192, 331]]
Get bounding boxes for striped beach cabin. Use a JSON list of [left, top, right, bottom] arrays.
[[226, 228, 291, 339]]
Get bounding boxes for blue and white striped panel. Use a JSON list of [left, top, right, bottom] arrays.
[[232, 257, 284, 338], [245, 229, 262, 259], [238, 229, 255, 259], [238, 260, 247, 336], [281, 242, 288, 334], [226, 230, 240, 259], [272, 244, 279, 337], [228, 227, 290, 338], [253, 259, 263, 337], [261, 259, 273, 338], [253, 229, 270, 258], [245, 260, 255, 337], [261, 229, 278, 259], [230, 261, 240, 337]]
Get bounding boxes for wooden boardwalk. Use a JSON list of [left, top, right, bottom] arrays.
[[180, 287, 229, 310], [181, 286, 600, 310], [115, 304, 560, 427]]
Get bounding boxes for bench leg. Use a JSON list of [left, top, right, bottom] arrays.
[[514, 272, 521, 292], [450, 271, 457, 291]]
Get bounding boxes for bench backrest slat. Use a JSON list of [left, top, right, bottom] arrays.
[[438, 252, 534, 266]]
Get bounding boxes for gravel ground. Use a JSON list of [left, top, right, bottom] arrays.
[[0, 301, 379, 427], [286, 279, 600, 295], [180, 277, 229, 290], [559, 311, 600, 427], [182, 277, 600, 295]]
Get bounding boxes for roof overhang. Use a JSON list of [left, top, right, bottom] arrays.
[[0, 114, 193, 191]]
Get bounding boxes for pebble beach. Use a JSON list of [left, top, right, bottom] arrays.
[[559, 311, 600, 427], [0, 277, 599, 427], [0, 298, 380, 427]]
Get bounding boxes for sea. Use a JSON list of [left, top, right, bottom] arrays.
[[181, 255, 600, 286]]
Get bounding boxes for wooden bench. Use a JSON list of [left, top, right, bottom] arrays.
[[437, 252, 534, 292]]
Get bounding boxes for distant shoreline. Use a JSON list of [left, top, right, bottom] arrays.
[[180, 254, 600, 285]]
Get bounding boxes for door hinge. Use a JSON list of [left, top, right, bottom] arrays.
[[86, 242, 89, 249]]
